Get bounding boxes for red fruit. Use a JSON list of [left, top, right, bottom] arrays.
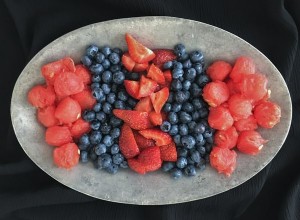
[[28, 85, 56, 108], [134, 96, 153, 112], [147, 64, 166, 84], [124, 80, 140, 99], [138, 76, 158, 98], [254, 89, 271, 106], [237, 73, 268, 102], [53, 143, 79, 169], [125, 33, 155, 63], [203, 81, 230, 107], [149, 111, 163, 126], [254, 101, 281, 128], [230, 56, 256, 82], [160, 142, 177, 162], [138, 146, 162, 172], [133, 131, 156, 149], [37, 105, 59, 127], [122, 53, 136, 72], [234, 115, 258, 132], [210, 147, 237, 176], [214, 127, 238, 149], [207, 61, 232, 81], [70, 118, 91, 139], [45, 126, 72, 146], [113, 109, 153, 130], [41, 57, 76, 85], [163, 70, 172, 84], [150, 87, 169, 113], [133, 62, 149, 72], [139, 129, 172, 146], [55, 97, 81, 124], [208, 105, 234, 130], [152, 49, 177, 69], [226, 79, 239, 96], [119, 124, 140, 158], [237, 130, 268, 155], [74, 65, 91, 85], [127, 158, 146, 174], [228, 94, 253, 121], [54, 71, 84, 97], [161, 111, 168, 121], [71, 88, 96, 110]]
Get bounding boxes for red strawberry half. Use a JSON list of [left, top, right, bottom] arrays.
[[138, 146, 162, 172], [119, 124, 140, 158], [139, 129, 172, 146], [160, 142, 177, 162], [152, 49, 176, 69]]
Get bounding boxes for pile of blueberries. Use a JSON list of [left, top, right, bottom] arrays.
[[159, 44, 214, 179], [78, 45, 138, 174]]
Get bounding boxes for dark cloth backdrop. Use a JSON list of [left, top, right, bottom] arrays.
[[1, 0, 299, 219]]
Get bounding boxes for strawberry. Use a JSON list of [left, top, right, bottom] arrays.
[[124, 80, 140, 99], [127, 158, 146, 174], [139, 129, 172, 146], [122, 53, 136, 72], [113, 109, 153, 130], [160, 142, 177, 162], [138, 146, 162, 172], [125, 33, 155, 63], [152, 49, 177, 69], [119, 124, 140, 158], [133, 62, 149, 72], [147, 64, 166, 84], [134, 96, 153, 112], [149, 111, 163, 126], [150, 87, 169, 113], [138, 75, 158, 98], [163, 70, 172, 84], [133, 131, 156, 149]]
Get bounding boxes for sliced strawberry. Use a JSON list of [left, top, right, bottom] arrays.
[[71, 88, 96, 110], [160, 142, 177, 162], [133, 62, 149, 72], [139, 129, 172, 146], [150, 87, 169, 113], [147, 64, 166, 85], [119, 124, 140, 158], [149, 111, 163, 126], [125, 33, 155, 63], [124, 80, 140, 99], [74, 65, 91, 86], [152, 49, 177, 69], [138, 146, 162, 172], [122, 53, 136, 72], [138, 76, 158, 98], [113, 109, 153, 130], [163, 70, 172, 84], [134, 96, 153, 112], [161, 111, 168, 121], [128, 158, 146, 174], [133, 131, 156, 149]]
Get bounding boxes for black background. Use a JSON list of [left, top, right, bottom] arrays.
[[1, 0, 300, 219]]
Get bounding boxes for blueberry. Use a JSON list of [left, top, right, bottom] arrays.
[[110, 128, 120, 139], [196, 75, 210, 87], [194, 122, 206, 134], [196, 138, 206, 146], [100, 123, 111, 135], [175, 91, 186, 103], [90, 131, 102, 145], [110, 116, 123, 127], [102, 102, 112, 114], [117, 90, 128, 102], [101, 46, 112, 57], [127, 97, 137, 108], [160, 121, 171, 132], [113, 47, 123, 55], [78, 143, 89, 151], [171, 79, 182, 91], [103, 135, 113, 147], [113, 71, 125, 84], [182, 103, 194, 113], [203, 129, 213, 138], [199, 108, 209, 118], [120, 160, 128, 168], [89, 63, 104, 74], [168, 112, 178, 124], [91, 120, 101, 130], [95, 52, 105, 63], [127, 72, 140, 81], [194, 133, 204, 145], [183, 91, 190, 101], [114, 100, 125, 109], [162, 162, 175, 172], [193, 63, 203, 74], [96, 153, 112, 169], [93, 103, 102, 112], [197, 146, 206, 156], [206, 136, 214, 144], [173, 134, 182, 146], [106, 164, 119, 174], [86, 45, 99, 58], [177, 147, 188, 157], [110, 64, 121, 73], [108, 52, 120, 64], [179, 111, 192, 123], [190, 83, 202, 97], [188, 121, 197, 132], [111, 84, 118, 93], [205, 143, 213, 153], [172, 103, 182, 112], [181, 135, 196, 149], [81, 55, 92, 67], [190, 50, 204, 63], [107, 93, 116, 104], [163, 103, 172, 112], [112, 153, 124, 165], [169, 124, 179, 136], [83, 110, 96, 122], [89, 150, 98, 161], [179, 124, 189, 136], [195, 160, 206, 171], [91, 82, 100, 90], [174, 44, 186, 57], [172, 68, 184, 79], [182, 59, 192, 69], [101, 84, 111, 95], [92, 88, 105, 101], [177, 53, 189, 61], [187, 156, 195, 165], [185, 68, 197, 81], [92, 74, 101, 83], [205, 154, 210, 164], [167, 92, 174, 103], [94, 143, 107, 155], [192, 98, 203, 110], [163, 61, 173, 69], [80, 151, 89, 163], [171, 168, 183, 180], [102, 59, 111, 69], [102, 70, 113, 83], [190, 149, 201, 163], [182, 80, 191, 91], [176, 157, 188, 169], [79, 134, 90, 146], [96, 112, 106, 123], [110, 144, 120, 154], [173, 61, 183, 69], [184, 165, 197, 176]]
